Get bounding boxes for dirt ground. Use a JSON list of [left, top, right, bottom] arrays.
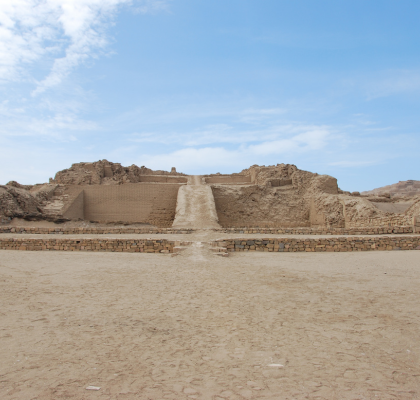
[[1, 247, 420, 399]]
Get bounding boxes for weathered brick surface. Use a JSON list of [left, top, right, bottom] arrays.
[[83, 184, 182, 227], [213, 226, 415, 235], [0, 238, 175, 253], [0, 227, 193, 235], [217, 236, 420, 253], [0, 225, 416, 236]]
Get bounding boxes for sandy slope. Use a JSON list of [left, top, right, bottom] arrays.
[[172, 176, 220, 229], [1, 247, 419, 399]]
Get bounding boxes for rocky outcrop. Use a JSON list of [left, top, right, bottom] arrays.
[[211, 163, 402, 228], [0, 182, 67, 222], [0, 185, 43, 221], [51, 160, 185, 185]]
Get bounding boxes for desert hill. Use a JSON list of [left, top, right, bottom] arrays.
[[362, 180, 420, 197]]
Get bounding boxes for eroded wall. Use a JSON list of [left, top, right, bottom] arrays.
[[211, 185, 311, 227], [205, 176, 252, 184], [63, 190, 84, 220], [139, 176, 188, 184]]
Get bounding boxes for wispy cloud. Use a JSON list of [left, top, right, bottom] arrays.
[[128, 121, 332, 149], [328, 160, 379, 168], [0, 99, 97, 140], [0, 0, 168, 94], [133, 126, 334, 172], [365, 69, 420, 100]]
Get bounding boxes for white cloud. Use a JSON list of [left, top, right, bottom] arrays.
[[249, 128, 330, 155], [0, 100, 97, 140], [0, 0, 168, 93], [135, 126, 334, 172]]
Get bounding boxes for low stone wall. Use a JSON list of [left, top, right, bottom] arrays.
[[0, 226, 416, 235], [346, 215, 413, 228], [0, 227, 193, 235], [415, 216, 420, 233], [216, 237, 420, 252], [213, 226, 415, 235], [0, 238, 175, 253]]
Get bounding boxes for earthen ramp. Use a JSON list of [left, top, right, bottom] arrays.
[[172, 175, 220, 229]]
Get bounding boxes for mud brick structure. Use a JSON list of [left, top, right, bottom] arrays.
[[1, 160, 419, 232], [0, 227, 193, 235], [214, 226, 415, 235]]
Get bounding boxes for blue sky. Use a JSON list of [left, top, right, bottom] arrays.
[[1, 0, 419, 191]]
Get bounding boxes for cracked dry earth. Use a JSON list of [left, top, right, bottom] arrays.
[[0, 247, 420, 399]]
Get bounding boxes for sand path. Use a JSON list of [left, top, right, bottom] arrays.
[[1, 248, 420, 399]]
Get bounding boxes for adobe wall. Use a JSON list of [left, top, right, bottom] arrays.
[[139, 175, 188, 184], [213, 226, 415, 235], [65, 184, 182, 227], [346, 215, 413, 229], [309, 198, 326, 227], [211, 185, 311, 228], [415, 216, 420, 233], [205, 175, 252, 184], [371, 202, 413, 214], [0, 225, 415, 235], [63, 189, 84, 220]]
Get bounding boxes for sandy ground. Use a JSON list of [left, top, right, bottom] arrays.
[[1, 246, 420, 399]]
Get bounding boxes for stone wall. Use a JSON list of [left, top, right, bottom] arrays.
[[81, 184, 181, 226], [216, 237, 420, 252], [0, 238, 175, 253], [346, 215, 413, 228]]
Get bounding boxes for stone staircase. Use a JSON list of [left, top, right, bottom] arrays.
[[208, 240, 229, 257], [171, 240, 229, 257]]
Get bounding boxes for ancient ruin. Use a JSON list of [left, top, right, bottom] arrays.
[[1, 160, 419, 232]]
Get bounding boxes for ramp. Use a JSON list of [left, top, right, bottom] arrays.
[[172, 176, 221, 229]]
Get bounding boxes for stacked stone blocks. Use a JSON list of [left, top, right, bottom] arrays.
[[0, 227, 193, 234], [0, 238, 175, 253], [218, 237, 420, 253], [0, 226, 414, 235]]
